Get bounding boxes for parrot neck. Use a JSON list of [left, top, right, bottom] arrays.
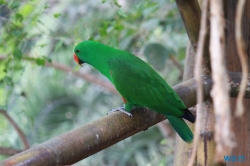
[[84, 43, 121, 82], [87, 48, 117, 82], [90, 59, 112, 81]]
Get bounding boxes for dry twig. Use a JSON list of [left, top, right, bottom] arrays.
[[46, 62, 118, 94], [235, 0, 248, 117], [0, 110, 29, 150], [0, 55, 6, 60], [210, 0, 235, 162], [187, 0, 209, 165]]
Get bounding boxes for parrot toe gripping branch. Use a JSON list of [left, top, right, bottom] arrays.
[[108, 105, 133, 117]]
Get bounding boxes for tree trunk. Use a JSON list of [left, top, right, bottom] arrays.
[[225, 0, 250, 165], [174, 0, 250, 165]]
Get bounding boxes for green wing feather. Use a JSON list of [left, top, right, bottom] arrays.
[[108, 54, 186, 116]]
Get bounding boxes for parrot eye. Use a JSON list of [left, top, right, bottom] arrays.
[[76, 50, 80, 53]]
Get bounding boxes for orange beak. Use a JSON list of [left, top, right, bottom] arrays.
[[73, 53, 82, 66]]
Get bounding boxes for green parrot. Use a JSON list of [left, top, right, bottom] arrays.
[[73, 40, 195, 143]]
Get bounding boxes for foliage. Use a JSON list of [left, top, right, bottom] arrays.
[[0, 0, 187, 165]]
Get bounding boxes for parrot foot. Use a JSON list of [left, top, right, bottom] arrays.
[[108, 106, 132, 117], [141, 107, 147, 112]]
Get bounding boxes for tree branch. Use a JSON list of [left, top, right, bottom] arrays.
[[1, 72, 249, 166], [0, 110, 29, 150], [0, 147, 22, 156], [46, 62, 118, 94], [0, 55, 6, 60], [0, 56, 118, 95], [175, 0, 201, 46]]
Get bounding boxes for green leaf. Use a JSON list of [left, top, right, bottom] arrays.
[[39, 43, 47, 48], [15, 13, 23, 21], [42, 56, 52, 63], [3, 76, 13, 86], [53, 13, 61, 18], [13, 48, 22, 59], [10, 1, 20, 9], [54, 40, 63, 51], [114, 0, 121, 8], [20, 4, 34, 17], [35, 58, 45, 66], [99, 28, 107, 36], [44, 4, 50, 9], [11, 30, 22, 37], [117, 9, 127, 18]]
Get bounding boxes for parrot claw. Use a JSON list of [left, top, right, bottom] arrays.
[[108, 106, 132, 117], [141, 107, 147, 112]]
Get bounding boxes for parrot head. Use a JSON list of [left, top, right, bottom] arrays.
[[73, 41, 92, 66], [73, 40, 104, 66]]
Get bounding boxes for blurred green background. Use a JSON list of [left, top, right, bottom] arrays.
[[0, 0, 188, 165]]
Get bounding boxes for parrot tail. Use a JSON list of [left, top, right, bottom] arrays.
[[167, 116, 193, 143], [182, 109, 195, 123]]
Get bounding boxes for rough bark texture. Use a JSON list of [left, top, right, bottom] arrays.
[[210, 0, 234, 161], [197, 100, 216, 166], [225, 0, 250, 165], [175, 0, 201, 45]]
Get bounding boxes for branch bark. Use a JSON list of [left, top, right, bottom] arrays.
[[1, 72, 249, 166], [235, 0, 248, 117], [0, 55, 6, 60], [0, 147, 22, 156], [210, 0, 235, 162], [175, 0, 201, 46]]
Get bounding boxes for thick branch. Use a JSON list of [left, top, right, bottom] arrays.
[[1, 72, 249, 166], [176, 0, 211, 73]]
